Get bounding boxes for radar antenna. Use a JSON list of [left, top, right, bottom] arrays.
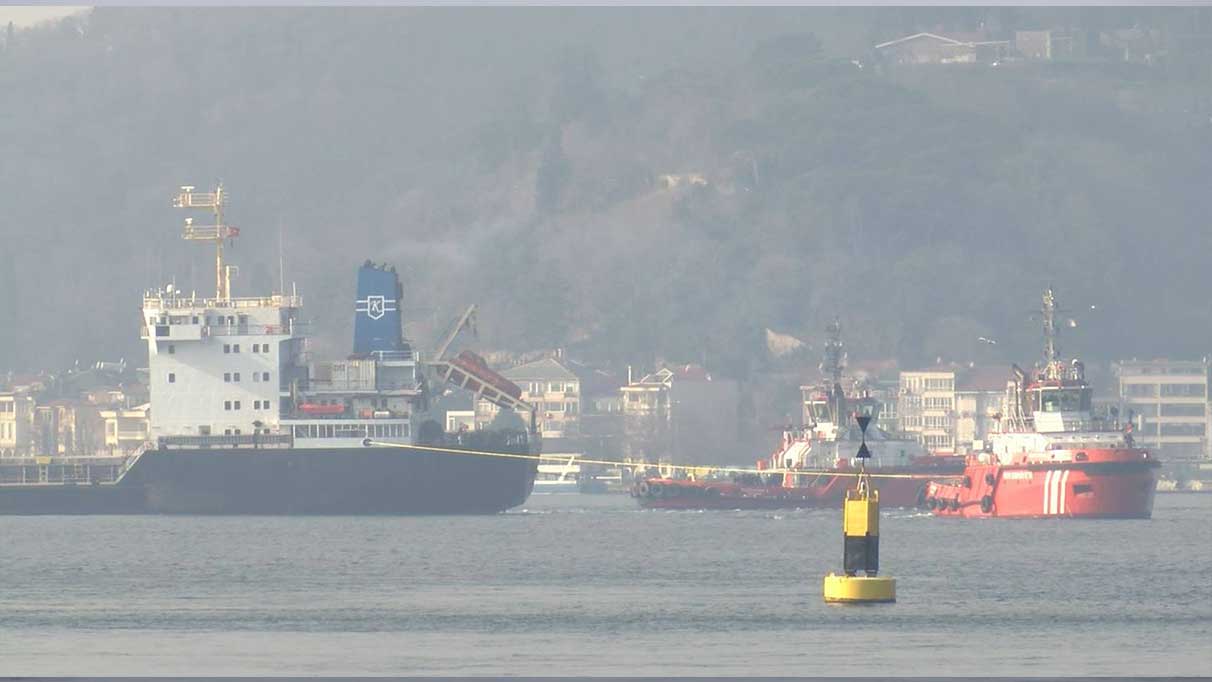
[[174, 183, 240, 300]]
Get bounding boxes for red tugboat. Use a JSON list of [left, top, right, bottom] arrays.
[[632, 321, 965, 510], [924, 290, 1160, 519]]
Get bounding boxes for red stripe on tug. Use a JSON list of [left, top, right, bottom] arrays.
[[925, 448, 1159, 519], [923, 288, 1161, 520]]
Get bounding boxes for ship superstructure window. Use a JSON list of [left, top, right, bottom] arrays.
[[224, 344, 231, 354], [168, 373, 176, 383], [262, 372, 270, 382], [233, 372, 241, 382], [234, 401, 241, 410], [224, 373, 231, 382], [224, 401, 232, 410], [252, 344, 260, 353], [233, 344, 241, 353]]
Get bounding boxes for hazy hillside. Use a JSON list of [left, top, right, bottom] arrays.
[[2, 7, 1210, 378]]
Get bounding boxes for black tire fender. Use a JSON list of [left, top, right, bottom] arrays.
[[980, 495, 993, 513]]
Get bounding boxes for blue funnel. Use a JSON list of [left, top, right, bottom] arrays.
[[353, 261, 407, 356]]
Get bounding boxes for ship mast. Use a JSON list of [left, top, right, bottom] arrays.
[[1041, 288, 1062, 381], [822, 317, 845, 386], [821, 317, 847, 424], [173, 184, 240, 300]]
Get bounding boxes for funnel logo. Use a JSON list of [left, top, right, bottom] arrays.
[[356, 295, 396, 320]]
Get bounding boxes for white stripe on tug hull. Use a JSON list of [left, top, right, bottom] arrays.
[[1042, 470, 1071, 516]]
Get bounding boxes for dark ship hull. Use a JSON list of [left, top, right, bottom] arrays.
[[0, 481, 145, 514], [0, 432, 538, 515]]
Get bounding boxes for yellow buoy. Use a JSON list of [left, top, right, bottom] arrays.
[[823, 573, 897, 603], [822, 409, 896, 604]]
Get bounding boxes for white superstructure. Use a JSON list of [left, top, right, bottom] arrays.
[[142, 288, 304, 440], [144, 184, 419, 449]]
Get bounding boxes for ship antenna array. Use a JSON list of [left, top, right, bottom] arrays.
[[173, 183, 239, 301], [1041, 288, 1061, 380], [822, 317, 845, 386]]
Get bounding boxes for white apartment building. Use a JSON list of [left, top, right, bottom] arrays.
[[898, 370, 955, 452], [1115, 359, 1210, 460]]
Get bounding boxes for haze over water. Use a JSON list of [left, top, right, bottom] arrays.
[[1, 494, 1208, 676]]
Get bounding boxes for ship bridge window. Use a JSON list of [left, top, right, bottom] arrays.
[[810, 403, 830, 422], [168, 373, 176, 384], [1039, 389, 1088, 413]]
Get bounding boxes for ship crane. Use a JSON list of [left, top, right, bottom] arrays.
[[433, 304, 477, 362], [423, 305, 536, 421]]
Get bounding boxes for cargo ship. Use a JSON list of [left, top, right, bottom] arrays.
[[923, 290, 1159, 519], [632, 321, 965, 510], [0, 184, 539, 514]]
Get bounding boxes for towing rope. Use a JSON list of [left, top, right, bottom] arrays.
[[363, 439, 951, 480]]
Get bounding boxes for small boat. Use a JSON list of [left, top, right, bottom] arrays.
[[533, 454, 583, 494]]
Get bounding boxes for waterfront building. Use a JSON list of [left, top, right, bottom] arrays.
[[1114, 359, 1210, 460]]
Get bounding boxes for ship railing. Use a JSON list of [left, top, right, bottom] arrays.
[[143, 294, 303, 310], [206, 322, 309, 337], [371, 350, 415, 362], [157, 434, 294, 450], [0, 454, 134, 486]]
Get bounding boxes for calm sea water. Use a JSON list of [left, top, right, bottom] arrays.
[[0, 493, 1209, 676]]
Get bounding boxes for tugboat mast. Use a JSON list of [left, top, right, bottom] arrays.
[[173, 183, 240, 300], [1041, 288, 1063, 382]]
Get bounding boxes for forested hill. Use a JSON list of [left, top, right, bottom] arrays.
[[1, 7, 1210, 377]]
